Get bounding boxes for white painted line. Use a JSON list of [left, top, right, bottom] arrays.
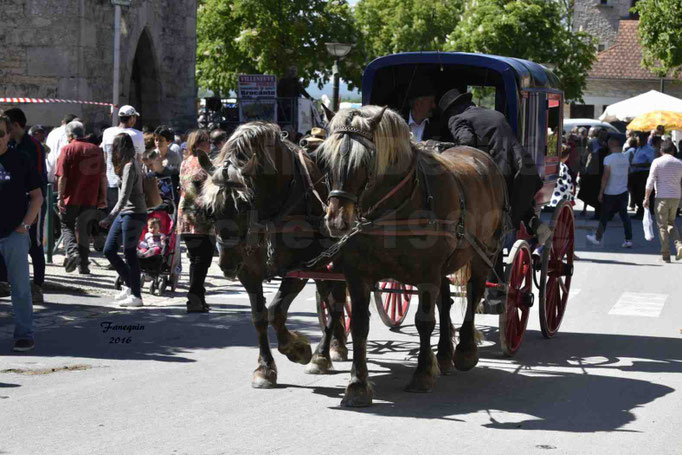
[[608, 292, 667, 318]]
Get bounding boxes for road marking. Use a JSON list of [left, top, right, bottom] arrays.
[[608, 292, 667, 318]]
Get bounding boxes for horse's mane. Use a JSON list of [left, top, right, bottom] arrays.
[[202, 121, 281, 213], [319, 106, 414, 179]]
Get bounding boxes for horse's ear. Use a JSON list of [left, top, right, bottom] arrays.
[[367, 106, 387, 130], [322, 104, 336, 123]]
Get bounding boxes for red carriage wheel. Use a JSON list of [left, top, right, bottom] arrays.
[[316, 292, 352, 336], [539, 201, 575, 338], [373, 281, 413, 328], [499, 240, 533, 356]]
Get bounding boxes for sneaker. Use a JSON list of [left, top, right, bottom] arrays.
[[31, 283, 44, 305], [64, 255, 80, 273], [586, 233, 602, 246], [676, 245, 682, 261], [119, 295, 143, 307], [622, 240, 633, 248], [114, 286, 131, 301], [13, 339, 35, 352]]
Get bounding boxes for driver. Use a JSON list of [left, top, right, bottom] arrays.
[[439, 88, 550, 244]]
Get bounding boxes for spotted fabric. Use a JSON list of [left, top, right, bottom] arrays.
[[550, 162, 575, 207]]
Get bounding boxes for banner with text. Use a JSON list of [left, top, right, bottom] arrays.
[[238, 75, 277, 123]]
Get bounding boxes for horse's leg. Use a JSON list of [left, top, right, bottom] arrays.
[[405, 279, 441, 392], [329, 281, 349, 362], [341, 277, 373, 407], [454, 258, 487, 371], [436, 276, 456, 375], [305, 280, 344, 374], [268, 277, 313, 365], [243, 278, 278, 388]]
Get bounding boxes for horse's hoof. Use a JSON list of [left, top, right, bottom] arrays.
[[304, 354, 333, 375], [330, 342, 349, 362], [454, 345, 479, 371], [341, 380, 373, 407], [405, 356, 440, 393], [252, 367, 277, 389], [279, 332, 313, 365], [437, 355, 456, 376]]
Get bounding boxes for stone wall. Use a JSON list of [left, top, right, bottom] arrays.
[[574, 0, 633, 49], [0, 0, 197, 131]]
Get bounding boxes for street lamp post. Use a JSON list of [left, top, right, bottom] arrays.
[[325, 43, 353, 112]]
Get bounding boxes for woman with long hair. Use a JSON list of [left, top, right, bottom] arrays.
[[177, 129, 215, 313], [100, 133, 147, 307]]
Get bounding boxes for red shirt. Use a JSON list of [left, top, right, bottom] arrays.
[[56, 138, 105, 207]]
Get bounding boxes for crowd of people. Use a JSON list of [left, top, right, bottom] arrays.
[[564, 124, 682, 261], [0, 105, 225, 352]]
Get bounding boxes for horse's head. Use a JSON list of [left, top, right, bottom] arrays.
[[318, 105, 412, 237], [201, 122, 283, 278]]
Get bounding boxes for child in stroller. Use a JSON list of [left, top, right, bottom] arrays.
[[138, 218, 166, 258], [130, 202, 181, 296]]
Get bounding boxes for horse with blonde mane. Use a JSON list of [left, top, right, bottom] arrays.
[[201, 122, 348, 387], [318, 105, 507, 406]]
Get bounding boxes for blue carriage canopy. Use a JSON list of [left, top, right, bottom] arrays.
[[361, 52, 564, 202], [361, 51, 562, 136]]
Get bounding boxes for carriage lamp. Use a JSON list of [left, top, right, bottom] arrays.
[[325, 43, 353, 112]]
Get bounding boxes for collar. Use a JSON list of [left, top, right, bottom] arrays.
[[408, 111, 429, 127]]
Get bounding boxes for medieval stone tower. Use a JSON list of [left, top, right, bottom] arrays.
[[573, 0, 638, 51], [0, 0, 197, 130]]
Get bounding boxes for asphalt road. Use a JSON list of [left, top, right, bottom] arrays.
[[1, 205, 681, 454]]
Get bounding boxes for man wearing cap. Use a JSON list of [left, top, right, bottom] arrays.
[[403, 81, 439, 142], [439, 88, 547, 242], [100, 105, 145, 213]]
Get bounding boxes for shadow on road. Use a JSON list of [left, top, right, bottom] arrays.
[[299, 327, 679, 433], [2, 299, 322, 363]]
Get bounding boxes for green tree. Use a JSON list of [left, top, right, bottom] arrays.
[[196, 0, 359, 95], [354, 0, 464, 62], [445, 0, 596, 102], [634, 0, 682, 77]]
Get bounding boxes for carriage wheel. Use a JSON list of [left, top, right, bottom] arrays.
[[373, 281, 413, 328], [539, 201, 575, 338], [499, 240, 533, 356], [316, 292, 352, 336]]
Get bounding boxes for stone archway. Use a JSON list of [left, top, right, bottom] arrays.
[[129, 29, 161, 129]]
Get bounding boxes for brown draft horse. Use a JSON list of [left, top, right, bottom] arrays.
[[318, 106, 507, 406], [201, 122, 348, 387]]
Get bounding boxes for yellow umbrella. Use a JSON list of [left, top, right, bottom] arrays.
[[627, 110, 682, 131]]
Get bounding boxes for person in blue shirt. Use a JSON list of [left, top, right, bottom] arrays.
[[629, 133, 659, 219]]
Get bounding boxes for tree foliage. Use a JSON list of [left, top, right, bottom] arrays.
[[354, 0, 464, 61], [196, 0, 360, 95], [445, 0, 596, 102], [634, 0, 682, 77]]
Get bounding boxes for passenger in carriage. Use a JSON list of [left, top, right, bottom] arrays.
[[438, 88, 550, 244], [401, 79, 441, 142]]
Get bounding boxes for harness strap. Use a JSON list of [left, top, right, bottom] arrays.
[[296, 149, 328, 212], [364, 165, 415, 218]]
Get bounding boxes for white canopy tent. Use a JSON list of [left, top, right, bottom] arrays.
[[599, 90, 682, 123]]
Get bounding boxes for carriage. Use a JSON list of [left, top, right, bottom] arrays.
[[304, 52, 575, 356]]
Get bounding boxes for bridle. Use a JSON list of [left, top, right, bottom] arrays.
[[327, 125, 378, 208]]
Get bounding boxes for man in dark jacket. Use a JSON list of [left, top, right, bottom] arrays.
[[439, 88, 548, 241], [402, 80, 441, 142]]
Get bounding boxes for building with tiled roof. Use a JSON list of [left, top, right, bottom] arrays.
[[570, 1, 682, 122]]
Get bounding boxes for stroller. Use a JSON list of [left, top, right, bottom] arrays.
[[114, 201, 181, 296]]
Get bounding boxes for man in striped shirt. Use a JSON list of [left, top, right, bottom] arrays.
[[644, 141, 682, 262]]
